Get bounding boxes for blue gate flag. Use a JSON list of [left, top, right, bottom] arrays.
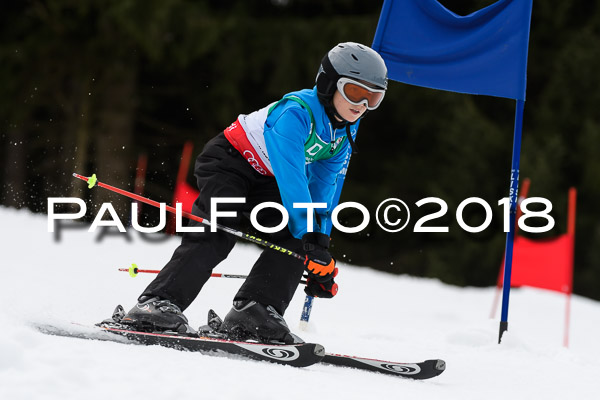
[[372, 0, 533, 100]]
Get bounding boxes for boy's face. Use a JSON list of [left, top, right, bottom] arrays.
[[332, 90, 367, 123]]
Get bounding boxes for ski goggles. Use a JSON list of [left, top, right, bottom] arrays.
[[336, 77, 386, 110]]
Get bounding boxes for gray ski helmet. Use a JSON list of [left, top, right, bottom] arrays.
[[316, 42, 388, 102]]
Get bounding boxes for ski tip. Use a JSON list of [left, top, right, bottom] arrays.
[[435, 359, 446, 371], [314, 344, 325, 357]]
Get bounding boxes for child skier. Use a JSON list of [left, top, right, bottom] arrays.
[[121, 42, 388, 344]]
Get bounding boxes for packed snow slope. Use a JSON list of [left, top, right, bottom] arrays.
[[1, 206, 598, 400]]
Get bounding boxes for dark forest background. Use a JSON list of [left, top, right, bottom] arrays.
[[1, 0, 599, 300]]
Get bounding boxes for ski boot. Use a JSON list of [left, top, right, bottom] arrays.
[[217, 299, 303, 344], [119, 296, 195, 334]]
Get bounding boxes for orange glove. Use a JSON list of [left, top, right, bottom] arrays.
[[304, 267, 339, 298], [302, 232, 338, 298], [302, 232, 336, 278]]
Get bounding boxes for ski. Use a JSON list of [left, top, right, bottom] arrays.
[[200, 309, 445, 379], [34, 322, 325, 368], [321, 352, 445, 380], [34, 305, 446, 379]]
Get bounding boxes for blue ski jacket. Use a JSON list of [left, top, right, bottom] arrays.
[[262, 87, 358, 238]]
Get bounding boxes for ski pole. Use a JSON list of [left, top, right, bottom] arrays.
[[119, 263, 307, 284], [73, 173, 307, 262], [118, 264, 249, 279], [299, 295, 314, 331]]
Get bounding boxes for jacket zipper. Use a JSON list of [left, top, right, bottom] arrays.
[[329, 123, 335, 154]]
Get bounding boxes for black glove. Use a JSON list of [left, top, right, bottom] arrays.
[[304, 267, 339, 298], [302, 232, 338, 298], [302, 232, 336, 279]]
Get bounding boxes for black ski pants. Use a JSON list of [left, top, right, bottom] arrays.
[[141, 133, 306, 315]]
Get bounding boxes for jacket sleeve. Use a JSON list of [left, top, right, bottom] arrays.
[[263, 103, 318, 239]]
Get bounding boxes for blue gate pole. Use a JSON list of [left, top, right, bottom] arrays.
[[499, 99, 525, 343]]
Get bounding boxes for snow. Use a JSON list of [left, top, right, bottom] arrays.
[[1, 206, 599, 400]]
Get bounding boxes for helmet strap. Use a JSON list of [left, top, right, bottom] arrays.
[[324, 101, 347, 129], [322, 97, 360, 155], [345, 124, 359, 155], [316, 53, 361, 154]]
